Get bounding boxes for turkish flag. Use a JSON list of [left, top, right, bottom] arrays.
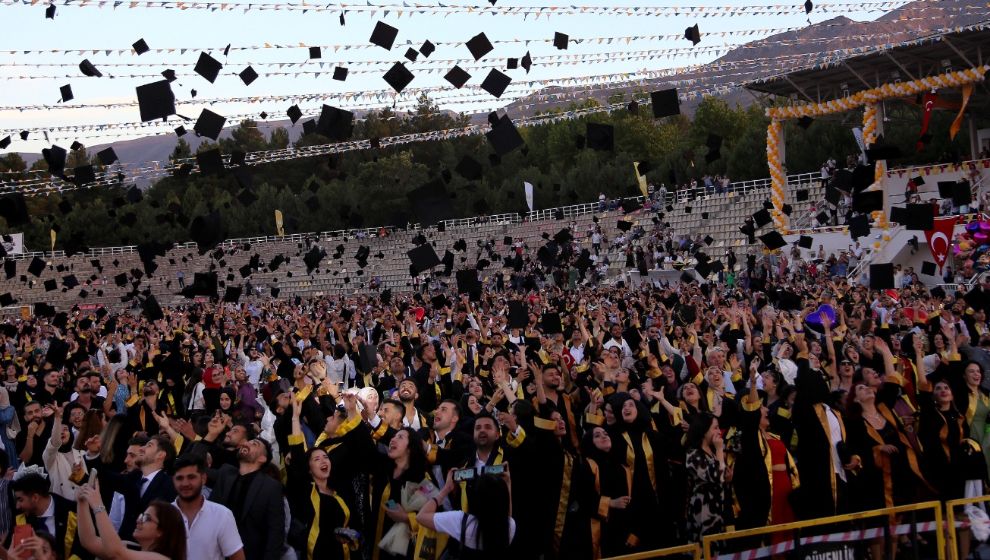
[[925, 216, 958, 273]]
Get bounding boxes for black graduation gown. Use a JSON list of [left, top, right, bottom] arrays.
[[607, 422, 672, 549]]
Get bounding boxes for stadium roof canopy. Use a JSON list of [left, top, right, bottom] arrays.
[[744, 23, 990, 108]]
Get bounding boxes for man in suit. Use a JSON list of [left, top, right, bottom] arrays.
[[209, 437, 286, 560], [96, 433, 177, 541], [11, 472, 92, 560]]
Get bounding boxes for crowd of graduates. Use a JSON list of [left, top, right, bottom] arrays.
[[1, 263, 990, 560]]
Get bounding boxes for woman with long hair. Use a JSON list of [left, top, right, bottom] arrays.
[[684, 413, 728, 544], [416, 471, 515, 560], [370, 426, 428, 560], [77, 482, 187, 560], [285, 395, 357, 560]]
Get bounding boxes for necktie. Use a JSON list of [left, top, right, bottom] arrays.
[[466, 345, 475, 374], [140, 477, 149, 497], [33, 516, 49, 534]]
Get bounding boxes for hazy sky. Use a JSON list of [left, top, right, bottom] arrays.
[[0, 0, 902, 152]]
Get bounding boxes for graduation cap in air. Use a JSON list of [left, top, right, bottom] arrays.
[[309, 46, 322, 59], [0, 136, 9, 150], [370, 21, 399, 50], [953, 181, 972, 206], [223, 286, 242, 303], [45, 4, 55, 18], [621, 199, 642, 214], [141, 295, 165, 321], [909, 175, 925, 188], [705, 134, 722, 163], [453, 238, 468, 252], [420, 40, 435, 57], [650, 89, 680, 118], [316, 105, 354, 141], [95, 147, 119, 166], [521, 51, 532, 73], [239, 66, 259, 86], [194, 52, 223, 83], [444, 66, 471, 89], [904, 203, 934, 230], [704, 235, 714, 246], [486, 114, 524, 155], [136, 80, 176, 122], [303, 246, 325, 273], [408, 243, 441, 276], [456, 269, 482, 300], [759, 231, 786, 250], [383, 62, 414, 94], [455, 156, 483, 180], [34, 302, 56, 319], [79, 59, 103, 78], [42, 144, 67, 177], [506, 58, 518, 70], [869, 263, 894, 290], [918, 261, 937, 277], [196, 148, 224, 175], [553, 32, 569, 50], [59, 84, 73, 102], [752, 208, 772, 228], [286, 104, 303, 124], [586, 122, 614, 151], [189, 210, 225, 253], [46, 338, 70, 369], [851, 164, 876, 192], [684, 24, 701, 45], [541, 312, 563, 334], [0, 293, 14, 307], [466, 33, 494, 60], [853, 190, 883, 213], [795, 189, 809, 202], [72, 164, 97, 186], [848, 214, 870, 240], [194, 109, 226, 140], [865, 144, 901, 163], [797, 116, 814, 129], [480, 69, 511, 98], [617, 220, 633, 232], [507, 300, 529, 329], [0, 194, 30, 226], [937, 181, 956, 198], [43, 279, 57, 292], [3, 260, 15, 280], [798, 235, 813, 249], [27, 256, 46, 277], [332, 66, 348, 81]]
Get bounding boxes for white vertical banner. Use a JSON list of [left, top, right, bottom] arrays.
[[852, 127, 867, 165], [524, 181, 534, 212]]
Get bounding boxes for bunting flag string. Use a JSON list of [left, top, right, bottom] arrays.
[[0, 96, 697, 194], [0, 16, 953, 57], [0, 0, 933, 18]]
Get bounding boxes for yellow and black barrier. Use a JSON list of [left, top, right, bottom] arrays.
[[603, 543, 702, 560], [944, 495, 990, 560]]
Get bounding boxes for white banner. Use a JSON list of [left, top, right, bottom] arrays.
[[852, 127, 867, 165], [1, 233, 24, 255], [524, 182, 535, 212]]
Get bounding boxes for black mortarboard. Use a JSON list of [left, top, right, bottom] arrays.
[[805, 0, 814, 13], [685, 23, 701, 45], [889, 205, 906, 224], [466, 33, 494, 60], [541, 312, 563, 334], [704, 235, 714, 246], [920, 261, 937, 276], [175, 126, 187, 137], [506, 58, 518, 70], [521, 51, 532, 73], [370, 21, 399, 50], [196, 148, 224, 175], [622, 199, 642, 214], [420, 40, 435, 57], [45, 4, 55, 18], [865, 144, 901, 162], [953, 182, 972, 206], [849, 214, 870, 239], [408, 179, 454, 225], [96, 147, 119, 166], [759, 231, 786, 250], [797, 116, 814, 129], [651, 88, 680, 118], [316, 104, 354, 140], [752, 208, 772, 228], [114, 272, 128, 287], [59, 84, 73, 102], [904, 203, 934, 230], [553, 32, 569, 50], [161, 69, 177, 82], [508, 301, 528, 329], [3, 260, 14, 280], [189, 210, 225, 252], [287, 104, 303, 124], [456, 269, 482, 299], [853, 190, 883, 213], [302, 119, 316, 135], [35, 302, 56, 319], [79, 59, 102, 78], [486, 114, 524, 155], [455, 156, 482, 180], [0, 194, 29, 226], [136, 80, 175, 122], [28, 257, 45, 277], [0, 136, 9, 150], [938, 181, 955, 198], [617, 220, 633, 232], [824, 186, 841, 206], [0, 293, 13, 307], [480, 69, 511, 98], [798, 235, 813, 249], [696, 260, 712, 279], [239, 66, 258, 86], [43, 279, 57, 292], [851, 164, 875, 192], [46, 338, 69, 369], [408, 243, 440, 276], [42, 144, 67, 177], [142, 295, 165, 321], [194, 52, 223, 83], [193, 109, 226, 140], [680, 270, 696, 284], [782, 204, 793, 216], [62, 275, 78, 289], [382, 62, 414, 93], [586, 122, 614, 151], [70, 141, 84, 152], [303, 246, 324, 273], [869, 263, 894, 289], [70, 164, 95, 186], [444, 66, 471, 89], [910, 176, 924, 186], [223, 286, 242, 303], [333, 66, 348, 81], [309, 46, 322, 59], [796, 189, 809, 202]]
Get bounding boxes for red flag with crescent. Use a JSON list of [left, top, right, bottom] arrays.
[[925, 216, 957, 273]]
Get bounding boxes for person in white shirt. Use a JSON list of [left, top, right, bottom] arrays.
[[417, 467, 515, 556], [172, 454, 245, 560], [602, 324, 633, 359], [237, 344, 265, 388]]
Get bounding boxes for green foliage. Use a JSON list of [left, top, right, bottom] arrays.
[[8, 93, 987, 252]]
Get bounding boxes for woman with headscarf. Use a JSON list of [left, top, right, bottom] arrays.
[[606, 392, 672, 550], [580, 426, 632, 559]]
